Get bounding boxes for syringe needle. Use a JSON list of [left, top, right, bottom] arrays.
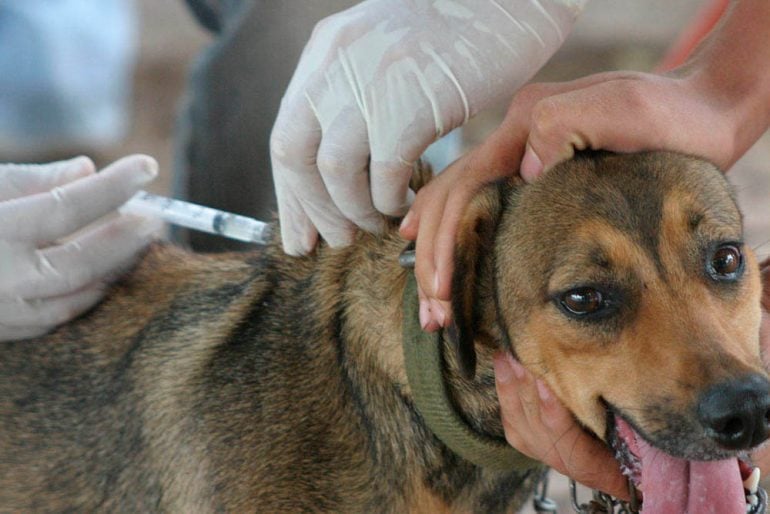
[[121, 191, 272, 245]]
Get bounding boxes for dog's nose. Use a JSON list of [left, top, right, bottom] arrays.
[[698, 374, 770, 450]]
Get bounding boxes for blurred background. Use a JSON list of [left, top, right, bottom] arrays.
[[0, 0, 767, 510]]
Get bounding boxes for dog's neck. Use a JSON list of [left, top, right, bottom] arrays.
[[332, 229, 508, 443]]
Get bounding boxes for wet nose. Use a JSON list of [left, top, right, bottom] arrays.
[[698, 374, 770, 450]]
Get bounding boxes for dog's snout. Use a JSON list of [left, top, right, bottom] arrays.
[[697, 374, 770, 450]]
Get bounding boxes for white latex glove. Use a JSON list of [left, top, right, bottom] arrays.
[[270, 0, 587, 255], [0, 155, 162, 342]]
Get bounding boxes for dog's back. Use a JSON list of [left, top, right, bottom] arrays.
[[0, 237, 534, 513], [0, 247, 266, 511]]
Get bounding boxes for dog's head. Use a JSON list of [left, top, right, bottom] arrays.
[[450, 151, 767, 510]]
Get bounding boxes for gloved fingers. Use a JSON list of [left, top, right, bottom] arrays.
[[275, 182, 319, 256], [0, 156, 96, 201], [272, 100, 357, 252], [271, 100, 325, 255], [298, 187, 358, 249], [0, 154, 157, 244], [0, 282, 104, 329], [368, 156, 417, 217], [316, 110, 385, 234], [4, 214, 162, 301]]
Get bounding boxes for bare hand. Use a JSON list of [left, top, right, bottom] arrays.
[[494, 352, 629, 499]]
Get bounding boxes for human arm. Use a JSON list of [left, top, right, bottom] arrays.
[[0, 155, 162, 342], [269, 0, 588, 255]]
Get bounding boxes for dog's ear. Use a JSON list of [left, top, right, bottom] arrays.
[[447, 183, 506, 379]]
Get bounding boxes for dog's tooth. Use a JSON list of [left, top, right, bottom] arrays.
[[745, 467, 761, 494], [748, 493, 759, 507]]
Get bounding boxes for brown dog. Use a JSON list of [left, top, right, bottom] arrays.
[[1, 151, 768, 513]]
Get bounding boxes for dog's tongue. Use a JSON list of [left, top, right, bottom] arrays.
[[616, 418, 745, 513]]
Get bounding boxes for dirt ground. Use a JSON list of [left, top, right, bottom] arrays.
[[16, 0, 770, 511]]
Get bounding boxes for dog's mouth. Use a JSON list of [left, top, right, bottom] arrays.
[[607, 410, 767, 514]]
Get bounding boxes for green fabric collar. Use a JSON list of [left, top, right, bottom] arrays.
[[401, 272, 540, 472]]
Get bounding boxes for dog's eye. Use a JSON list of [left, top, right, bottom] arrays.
[[559, 287, 605, 316], [708, 244, 743, 280]]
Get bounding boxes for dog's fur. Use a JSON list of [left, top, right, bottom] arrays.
[[0, 152, 767, 513]]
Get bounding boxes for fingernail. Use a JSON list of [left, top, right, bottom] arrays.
[[536, 379, 552, 403], [67, 156, 96, 177], [507, 355, 526, 380], [494, 354, 514, 384], [430, 299, 446, 326], [419, 299, 431, 329], [399, 211, 413, 231], [520, 145, 543, 183], [136, 155, 159, 180]]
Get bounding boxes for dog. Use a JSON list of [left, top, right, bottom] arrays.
[[1, 151, 769, 513]]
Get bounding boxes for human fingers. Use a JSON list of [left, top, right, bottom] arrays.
[[494, 353, 629, 499], [407, 174, 450, 331], [368, 122, 425, 218], [271, 100, 355, 253], [0, 282, 104, 333], [1, 214, 162, 301], [272, 0, 588, 255], [402, 130, 525, 313], [416, 282, 441, 333], [401, 154, 502, 331], [519, 74, 734, 182], [316, 110, 385, 234], [0, 155, 158, 244], [0, 156, 95, 201]]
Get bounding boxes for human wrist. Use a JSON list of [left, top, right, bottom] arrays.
[[672, 0, 770, 167], [678, 61, 770, 168]]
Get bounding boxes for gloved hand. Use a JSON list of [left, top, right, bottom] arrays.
[[270, 0, 587, 255], [0, 155, 162, 342]]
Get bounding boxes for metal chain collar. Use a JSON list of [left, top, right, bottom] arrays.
[[532, 469, 768, 514], [531, 469, 639, 514]]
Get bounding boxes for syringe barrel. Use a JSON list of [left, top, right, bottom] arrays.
[[122, 191, 272, 245]]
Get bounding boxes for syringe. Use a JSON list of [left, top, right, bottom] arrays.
[[121, 191, 272, 245]]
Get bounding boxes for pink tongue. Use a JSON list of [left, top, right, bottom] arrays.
[[616, 418, 745, 514]]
